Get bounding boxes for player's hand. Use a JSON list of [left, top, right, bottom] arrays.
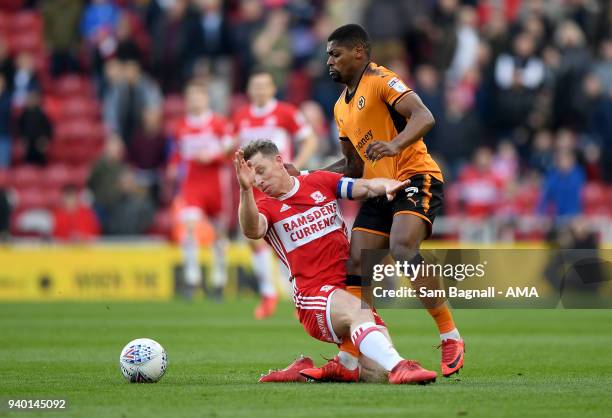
[[234, 150, 255, 190], [366, 141, 400, 162], [385, 178, 411, 201]]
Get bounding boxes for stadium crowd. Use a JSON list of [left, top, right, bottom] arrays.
[[0, 0, 610, 243]]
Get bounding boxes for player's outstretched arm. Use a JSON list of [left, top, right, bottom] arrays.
[[340, 177, 411, 201], [234, 150, 267, 239]]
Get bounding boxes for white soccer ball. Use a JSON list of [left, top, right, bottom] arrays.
[[119, 338, 168, 383]]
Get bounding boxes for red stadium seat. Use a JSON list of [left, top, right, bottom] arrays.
[[11, 11, 42, 34], [0, 0, 24, 12], [60, 97, 100, 121], [0, 12, 9, 33], [0, 168, 8, 187], [444, 183, 462, 215], [583, 183, 610, 216], [10, 165, 41, 189], [15, 187, 47, 209], [8, 32, 43, 55], [70, 165, 91, 188], [149, 208, 172, 238], [43, 164, 72, 188], [53, 76, 95, 98], [55, 120, 100, 143]]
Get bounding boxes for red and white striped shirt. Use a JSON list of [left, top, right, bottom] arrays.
[[233, 99, 312, 162], [255, 171, 348, 290]]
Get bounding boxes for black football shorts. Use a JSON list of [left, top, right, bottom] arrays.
[[352, 173, 444, 238]]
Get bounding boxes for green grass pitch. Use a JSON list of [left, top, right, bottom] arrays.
[[1, 300, 611, 418]]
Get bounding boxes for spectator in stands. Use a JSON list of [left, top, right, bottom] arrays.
[[494, 32, 544, 135], [114, 13, 145, 65], [551, 21, 592, 130], [150, 0, 192, 93], [41, 0, 83, 77], [103, 58, 162, 147], [428, 0, 459, 72], [80, 0, 121, 45], [448, 5, 480, 83], [593, 38, 612, 94], [0, 37, 14, 92], [538, 149, 586, 221], [414, 64, 445, 146], [188, 0, 233, 63], [105, 169, 155, 235], [0, 74, 11, 168], [435, 88, 484, 178], [12, 52, 40, 109], [529, 130, 555, 174], [0, 187, 10, 241], [306, 14, 340, 117], [252, 7, 292, 96], [361, 0, 412, 66], [17, 91, 53, 166], [87, 135, 126, 231], [128, 106, 167, 202], [232, 0, 265, 91], [52, 185, 100, 241], [492, 140, 519, 184], [457, 147, 504, 218]]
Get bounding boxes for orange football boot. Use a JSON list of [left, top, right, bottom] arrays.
[[439, 339, 465, 377]]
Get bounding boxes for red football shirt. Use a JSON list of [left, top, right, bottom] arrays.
[[255, 171, 349, 290], [233, 99, 312, 162], [170, 112, 233, 183]]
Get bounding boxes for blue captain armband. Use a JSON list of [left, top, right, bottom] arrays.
[[336, 177, 356, 200]]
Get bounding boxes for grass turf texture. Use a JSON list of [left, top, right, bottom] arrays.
[[1, 301, 611, 418]]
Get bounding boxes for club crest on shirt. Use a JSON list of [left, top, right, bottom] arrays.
[[311, 191, 326, 204], [357, 96, 365, 109]]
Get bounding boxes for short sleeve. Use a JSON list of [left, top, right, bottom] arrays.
[[305, 171, 344, 196], [378, 73, 413, 108], [255, 196, 272, 230]]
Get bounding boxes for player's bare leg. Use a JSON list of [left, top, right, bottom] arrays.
[[300, 289, 437, 384], [390, 214, 464, 377], [249, 239, 279, 319]]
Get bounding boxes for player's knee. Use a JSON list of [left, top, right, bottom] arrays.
[[332, 291, 367, 332], [390, 241, 421, 263]]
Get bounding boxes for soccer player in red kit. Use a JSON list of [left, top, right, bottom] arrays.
[[168, 80, 235, 298], [233, 70, 318, 318], [235, 139, 438, 384]]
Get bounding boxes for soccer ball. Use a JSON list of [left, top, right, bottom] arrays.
[[119, 338, 168, 383]]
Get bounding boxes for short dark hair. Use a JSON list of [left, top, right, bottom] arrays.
[[242, 139, 279, 161], [327, 24, 371, 55]]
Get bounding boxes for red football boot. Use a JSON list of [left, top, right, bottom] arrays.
[[299, 356, 359, 382], [388, 360, 437, 384], [439, 339, 465, 377], [254, 295, 279, 320], [258, 356, 314, 383]]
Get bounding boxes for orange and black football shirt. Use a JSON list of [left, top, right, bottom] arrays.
[[333, 62, 443, 182]]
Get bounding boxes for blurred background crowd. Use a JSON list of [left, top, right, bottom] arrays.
[[0, 0, 611, 244]]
